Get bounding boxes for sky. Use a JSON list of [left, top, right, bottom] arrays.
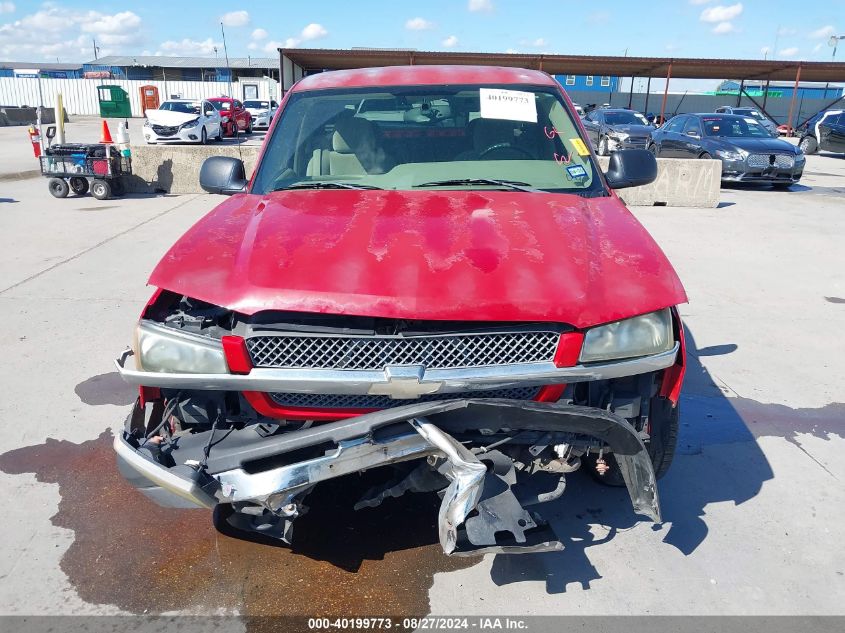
[[0, 1, 840, 70]]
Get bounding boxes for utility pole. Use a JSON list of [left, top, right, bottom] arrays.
[[92, 38, 99, 60], [221, 22, 234, 98]]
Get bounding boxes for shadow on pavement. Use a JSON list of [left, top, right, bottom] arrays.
[[490, 325, 777, 592]]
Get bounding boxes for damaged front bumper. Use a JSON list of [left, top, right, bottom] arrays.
[[116, 399, 660, 556]]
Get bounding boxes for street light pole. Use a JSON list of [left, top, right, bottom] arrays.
[[830, 35, 845, 60]]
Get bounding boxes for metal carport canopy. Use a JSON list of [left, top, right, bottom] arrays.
[[280, 48, 845, 83]]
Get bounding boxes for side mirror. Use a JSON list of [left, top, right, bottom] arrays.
[[199, 156, 248, 195], [604, 149, 658, 189]]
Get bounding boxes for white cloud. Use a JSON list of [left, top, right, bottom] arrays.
[[532, 37, 546, 47], [505, 48, 520, 54], [156, 37, 221, 57], [778, 47, 799, 57], [777, 27, 796, 36], [813, 42, 824, 53], [301, 23, 327, 40], [689, 0, 711, 4], [221, 11, 249, 27], [809, 25, 836, 39], [700, 3, 743, 23], [0, 6, 144, 59], [405, 17, 433, 31], [442, 35, 458, 48], [468, 0, 493, 11], [712, 21, 735, 34], [251, 28, 268, 41], [263, 38, 300, 53], [0, 2, 15, 14]]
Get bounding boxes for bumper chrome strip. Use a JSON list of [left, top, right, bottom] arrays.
[[114, 343, 679, 397]]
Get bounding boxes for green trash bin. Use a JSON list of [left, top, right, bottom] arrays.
[[97, 85, 132, 118]]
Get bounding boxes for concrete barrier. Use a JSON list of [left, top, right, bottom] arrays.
[[597, 156, 721, 208], [0, 107, 66, 126], [125, 144, 261, 193], [126, 145, 721, 207]]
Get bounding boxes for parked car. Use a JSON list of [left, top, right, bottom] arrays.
[[243, 99, 278, 129], [581, 107, 655, 154], [113, 65, 687, 557], [798, 110, 845, 155], [208, 97, 253, 136], [571, 102, 585, 117], [777, 124, 794, 136], [648, 113, 804, 187], [715, 106, 778, 136], [143, 99, 222, 145]]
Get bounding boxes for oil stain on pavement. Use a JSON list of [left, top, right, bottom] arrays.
[[0, 431, 476, 622]]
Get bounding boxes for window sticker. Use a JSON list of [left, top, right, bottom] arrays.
[[570, 138, 589, 156], [479, 88, 537, 122], [566, 164, 587, 178]]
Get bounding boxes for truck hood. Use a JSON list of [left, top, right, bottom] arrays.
[[149, 190, 687, 328], [145, 109, 199, 126]]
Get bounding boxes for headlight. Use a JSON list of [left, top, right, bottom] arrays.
[[580, 309, 674, 363], [133, 321, 228, 374], [715, 148, 746, 161], [609, 131, 629, 141], [181, 118, 201, 129]]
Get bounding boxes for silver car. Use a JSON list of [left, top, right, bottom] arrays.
[[243, 99, 278, 129]]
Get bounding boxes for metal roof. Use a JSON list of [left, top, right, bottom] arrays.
[[86, 55, 278, 69], [0, 61, 82, 70], [280, 48, 845, 83]]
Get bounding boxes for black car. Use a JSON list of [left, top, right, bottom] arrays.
[[582, 108, 655, 155], [648, 113, 805, 187], [798, 110, 845, 155]]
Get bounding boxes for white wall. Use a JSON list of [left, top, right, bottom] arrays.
[[0, 77, 281, 117]]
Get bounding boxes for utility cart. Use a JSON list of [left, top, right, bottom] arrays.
[[40, 143, 132, 200]]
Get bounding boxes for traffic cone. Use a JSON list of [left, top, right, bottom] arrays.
[[100, 120, 113, 144]]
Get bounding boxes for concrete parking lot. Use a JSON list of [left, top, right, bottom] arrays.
[[0, 149, 843, 622]]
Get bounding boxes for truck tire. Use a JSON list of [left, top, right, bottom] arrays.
[[91, 179, 112, 200], [798, 136, 817, 154], [69, 177, 89, 195], [586, 396, 679, 486], [48, 178, 69, 198]]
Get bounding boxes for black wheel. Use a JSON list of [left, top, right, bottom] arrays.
[[699, 152, 713, 160], [48, 178, 69, 198], [246, 119, 253, 134], [648, 143, 658, 156], [200, 126, 207, 145], [798, 136, 817, 154], [111, 178, 125, 196], [216, 125, 223, 142], [90, 179, 112, 200], [586, 396, 679, 486], [68, 177, 88, 195]]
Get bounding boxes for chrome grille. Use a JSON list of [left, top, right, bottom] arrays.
[[269, 386, 542, 410], [747, 153, 794, 169], [246, 331, 559, 370]]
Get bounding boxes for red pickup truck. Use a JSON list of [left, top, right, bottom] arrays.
[[114, 65, 686, 556], [207, 97, 253, 136]]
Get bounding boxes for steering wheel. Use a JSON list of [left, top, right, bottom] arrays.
[[478, 143, 534, 159]]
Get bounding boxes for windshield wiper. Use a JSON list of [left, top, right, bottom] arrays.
[[414, 178, 538, 192], [274, 181, 382, 191]]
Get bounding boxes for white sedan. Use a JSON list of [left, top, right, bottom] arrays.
[[243, 99, 278, 129], [143, 99, 223, 144]]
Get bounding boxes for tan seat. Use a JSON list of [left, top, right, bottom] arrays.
[[307, 116, 389, 176]]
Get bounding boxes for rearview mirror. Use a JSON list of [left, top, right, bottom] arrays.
[[199, 156, 248, 195], [604, 149, 658, 189]]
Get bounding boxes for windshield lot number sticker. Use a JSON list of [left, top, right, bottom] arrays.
[[479, 88, 537, 122], [570, 138, 590, 156]]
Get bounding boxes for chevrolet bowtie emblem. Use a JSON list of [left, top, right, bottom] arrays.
[[367, 365, 443, 399]]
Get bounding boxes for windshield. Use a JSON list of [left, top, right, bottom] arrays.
[[210, 101, 231, 111], [159, 101, 201, 114], [251, 84, 603, 195], [604, 111, 649, 125], [702, 116, 771, 138], [244, 100, 269, 109]]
